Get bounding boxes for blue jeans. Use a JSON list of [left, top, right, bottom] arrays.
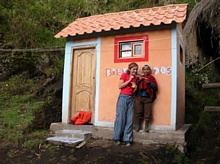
[[113, 94, 134, 142]]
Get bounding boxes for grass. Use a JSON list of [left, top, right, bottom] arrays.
[[0, 75, 45, 147]]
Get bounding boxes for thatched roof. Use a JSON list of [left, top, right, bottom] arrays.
[[183, 0, 220, 74]]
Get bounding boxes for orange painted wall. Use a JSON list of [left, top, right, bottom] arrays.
[[98, 29, 173, 126]]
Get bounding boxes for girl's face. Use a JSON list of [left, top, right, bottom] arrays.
[[142, 66, 151, 75], [130, 66, 138, 76]]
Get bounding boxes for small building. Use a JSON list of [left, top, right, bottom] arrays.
[[50, 4, 190, 150]]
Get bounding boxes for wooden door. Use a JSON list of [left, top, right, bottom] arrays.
[[70, 47, 96, 123]]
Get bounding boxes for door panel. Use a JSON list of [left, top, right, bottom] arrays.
[[71, 47, 96, 123]]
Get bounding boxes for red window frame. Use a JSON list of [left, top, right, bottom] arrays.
[[114, 35, 149, 63]]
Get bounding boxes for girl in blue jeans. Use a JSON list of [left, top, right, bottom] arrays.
[[113, 62, 139, 146]]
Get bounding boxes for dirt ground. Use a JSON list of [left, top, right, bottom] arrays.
[[1, 138, 186, 164], [1, 131, 220, 164], [2, 128, 219, 163]]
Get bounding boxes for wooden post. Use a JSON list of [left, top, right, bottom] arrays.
[[204, 106, 220, 112], [202, 83, 220, 89]]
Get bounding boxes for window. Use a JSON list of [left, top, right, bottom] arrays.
[[179, 45, 183, 64], [114, 35, 149, 63], [120, 41, 143, 58]]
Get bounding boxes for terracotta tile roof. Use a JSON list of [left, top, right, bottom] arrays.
[[55, 4, 187, 38]]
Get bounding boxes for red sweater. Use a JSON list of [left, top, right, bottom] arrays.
[[138, 75, 158, 99], [120, 73, 138, 96]]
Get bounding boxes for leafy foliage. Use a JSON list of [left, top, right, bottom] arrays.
[[185, 62, 220, 160], [185, 62, 220, 123]]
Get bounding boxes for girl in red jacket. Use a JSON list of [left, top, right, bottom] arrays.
[[135, 64, 158, 132]]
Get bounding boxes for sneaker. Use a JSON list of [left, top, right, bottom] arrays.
[[114, 140, 121, 145], [125, 142, 131, 147]]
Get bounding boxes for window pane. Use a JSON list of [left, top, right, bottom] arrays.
[[121, 43, 131, 50], [121, 51, 132, 57], [134, 44, 142, 55]]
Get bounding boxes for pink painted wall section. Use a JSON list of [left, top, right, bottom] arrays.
[[98, 29, 173, 127]]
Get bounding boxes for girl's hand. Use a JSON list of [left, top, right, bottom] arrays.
[[144, 77, 150, 83], [129, 75, 134, 82], [139, 76, 145, 80]]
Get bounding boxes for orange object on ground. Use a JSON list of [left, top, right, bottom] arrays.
[[71, 111, 92, 125]]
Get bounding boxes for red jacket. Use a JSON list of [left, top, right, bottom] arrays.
[[138, 75, 158, 100]]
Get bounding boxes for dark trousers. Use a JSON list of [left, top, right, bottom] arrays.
[[135, 96, 153, 121]]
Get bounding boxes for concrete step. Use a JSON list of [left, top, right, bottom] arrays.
[[46, 136, 84, 147], [47, 129, 92, 147], [55, 129, 92, 140]]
